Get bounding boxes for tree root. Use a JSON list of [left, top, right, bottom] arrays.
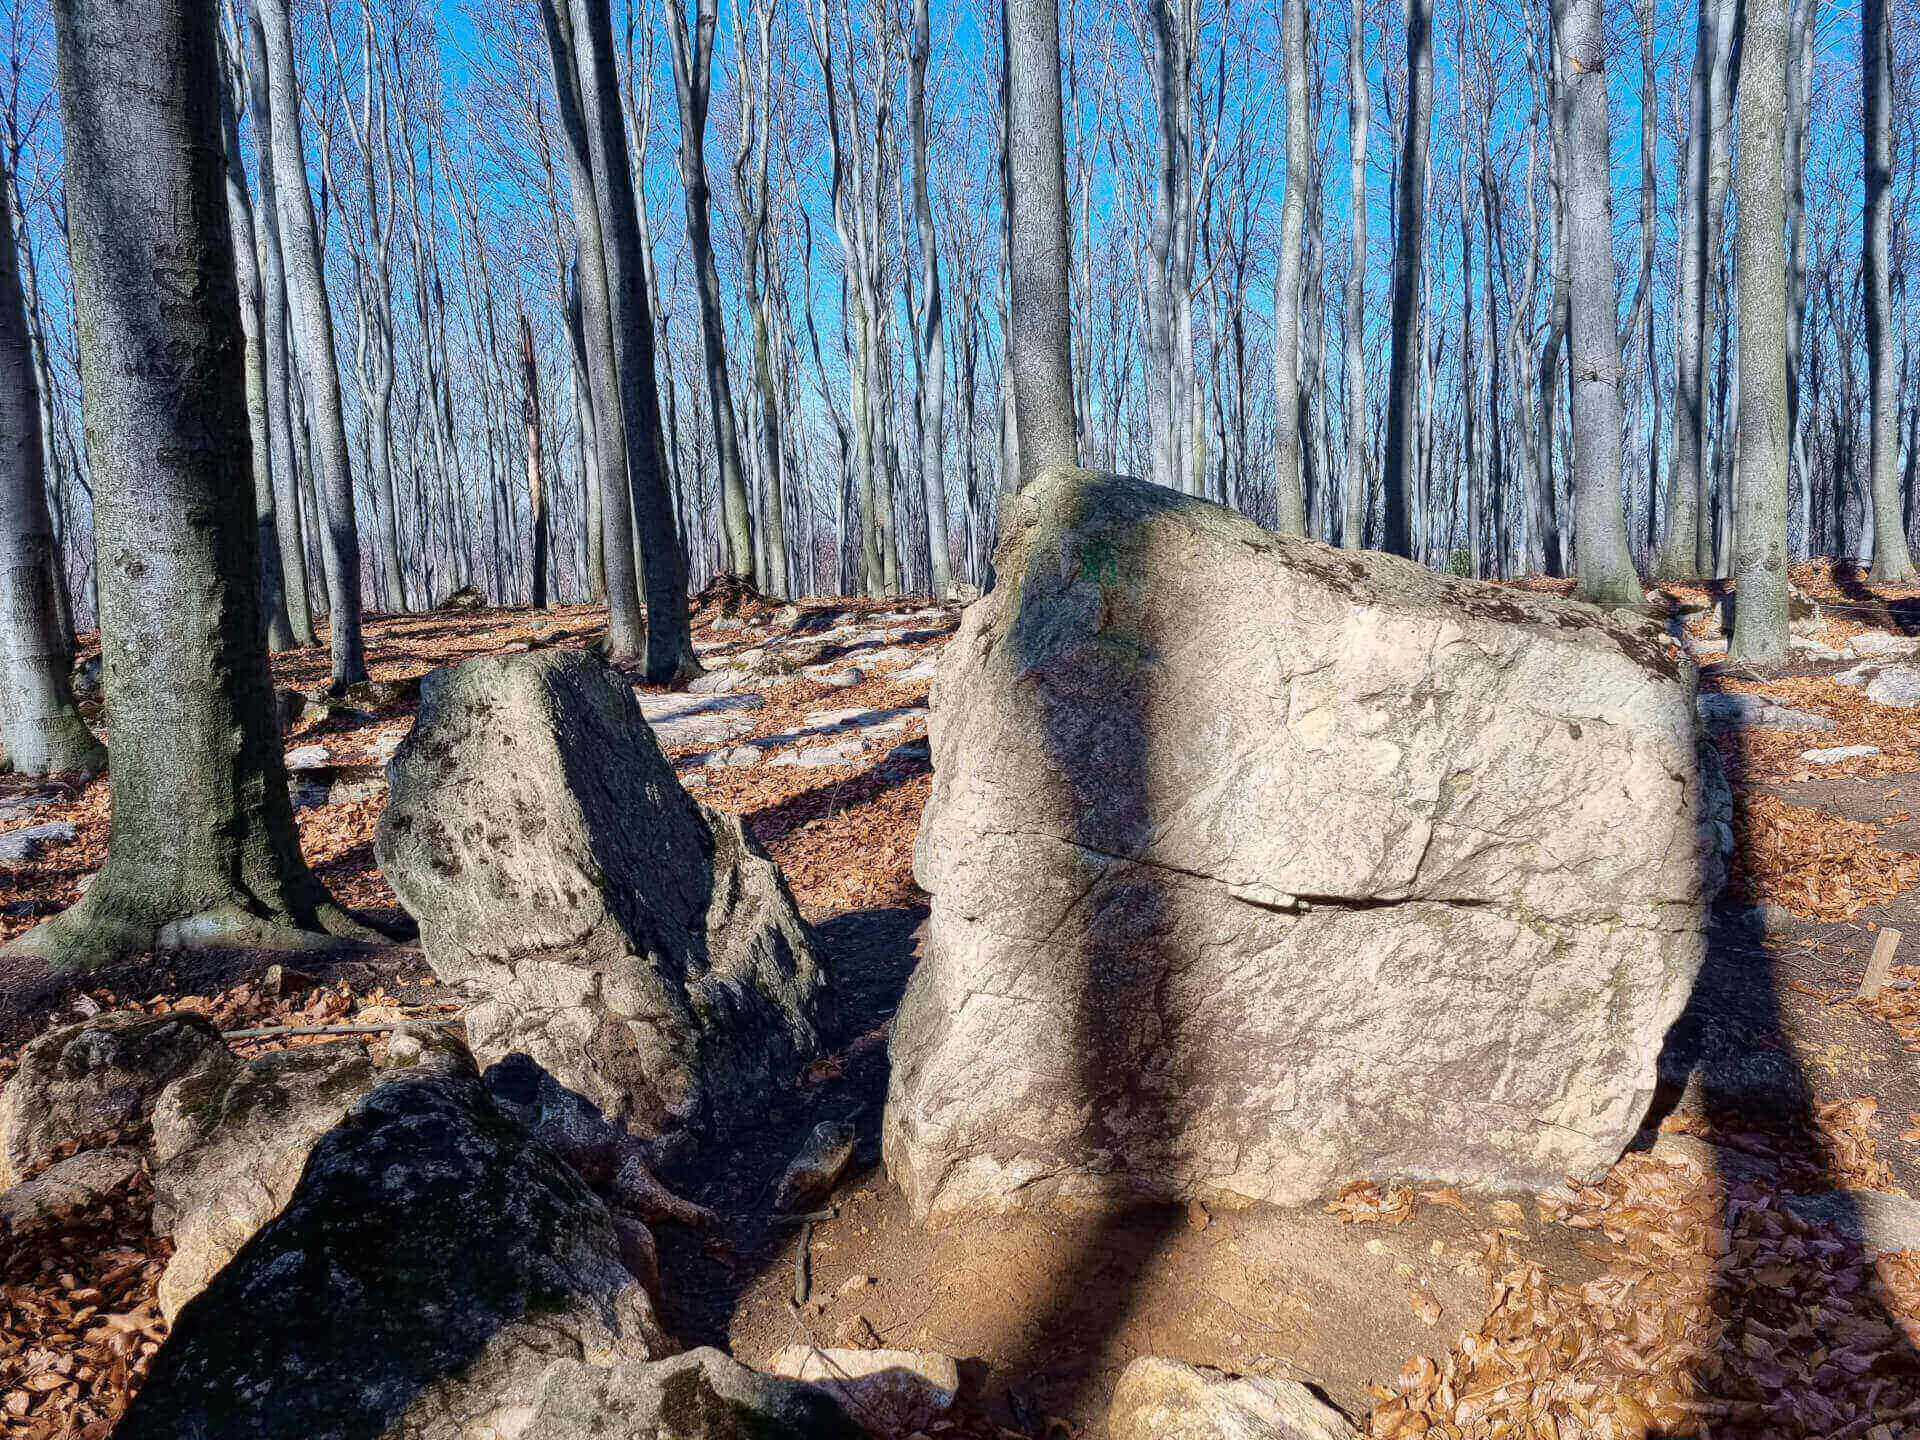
[[2, 889, 388, 974]]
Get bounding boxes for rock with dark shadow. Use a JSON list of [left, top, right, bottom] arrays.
[[886, 468, 1726, 1220], [114, 1037, 669, 1440], [375, 649, 832, 1146], [519, 1348, 861, 1439]]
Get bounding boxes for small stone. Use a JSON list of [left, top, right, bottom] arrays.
[[0, 1147, 144, 1236], [1187, 1198, 1211, 1230], [776, 1120, 857, 1211], [0, 821, 77, 863], [768, 1346, 959, 1437], [820, 667, 865, 688], [261, 963, 318, 999], [1802, 745, 1881, 764], [284, 744, 331, 772], [836, 1315, 883, 1350], [837, 1273, 876, 1296]]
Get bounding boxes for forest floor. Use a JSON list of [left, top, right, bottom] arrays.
[[5, 562, 1920, 1438]]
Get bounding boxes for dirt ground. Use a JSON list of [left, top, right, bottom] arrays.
[[6, 563, 1920, 1439]]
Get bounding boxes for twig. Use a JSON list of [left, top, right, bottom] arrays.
[[221, 1012, 465, 1041]]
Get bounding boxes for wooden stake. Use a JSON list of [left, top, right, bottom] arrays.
[[1859, 927, 1902, 998]]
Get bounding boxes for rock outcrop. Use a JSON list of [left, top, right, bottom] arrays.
[[885, 468, 1723, 1220], [767, 1346, 959, 1435], [1108, 1358, 1358, 1440], [0, 1011, 226, 1189], [520, 1348, 861, 1439], [149, 1039, 380, 1321], [376, 649, 831, 1145], [115, 1037, 669, 1440]]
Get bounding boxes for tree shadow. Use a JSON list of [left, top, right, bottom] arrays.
[[1647, 743, 1920, 1432], [1829, 563, 1920, 636]]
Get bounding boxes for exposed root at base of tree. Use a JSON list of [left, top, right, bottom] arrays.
[[1, 888, 383, 974]]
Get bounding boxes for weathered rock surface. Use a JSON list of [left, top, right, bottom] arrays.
[[886, 469, 1723, 1220], [1696, 693, 1837, 732], [0, 1011, 227, 1190], [1108, 1358, 1358, 1440], [376, 649, 831, 1143], [1866, 664, 1920, 708], [0, 820, 78, 862], [115, 1038, 669, 1440], [150, 1040, 380, 1321], [767, 1346, 958, 1436], [520, 1348, 860, 1439], [0, 1146, 144, 1236]]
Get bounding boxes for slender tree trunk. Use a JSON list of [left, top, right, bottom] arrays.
[[1785, 0, 1817, 557], [1381, 0, 1432, 557], [1865, 0, 1915, 580], [14, 0, 369, 969], [1659, 0, 1717, 579], [909, 0, 954, 591], [256, 0, 366, 691], [520, 312, 550, 611], [1559, 0, 1640, 609], [1342, 0, 1368, 550], [0, 156, 102, 777], [1005, 0, 1078, 483], [1731, 0, 1790, 660], [1271, 0, 1309, 535]]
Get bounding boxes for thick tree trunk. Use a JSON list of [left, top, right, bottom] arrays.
[[242, 10, 314, 647], [1271, 0, 1309, 535], [1558, 0, 1640, 610], [256, 0, 366, 690], [664, 0, 754, 584], [1659, 0, 1716, 579], [1864, 0, 1915, 580], [1005, 0, 1078, 483], [1381, 0, 1432, 557], [0, 156, 102, 777], [571, 0, 697, 679], [1341, 0, 1368, 550], [1732, 0, 1791, 662], [13, 0, 369, 969]]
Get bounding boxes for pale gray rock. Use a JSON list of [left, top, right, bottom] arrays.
[[635, 691, 764, 749], [815, 667, 866, 688], [0, 1146, 144, 1236], [1696, 693, 1837, 731], [285, 743, 331, 771], [150, 1040, 379, 1321], [1108, 1358, 1358, 1440], [0, 1011, 227, 1190], [767, 1346, 958, 1436], [687, 666, 745, 695], [770, 739, 867, 768], [897, 657, 941, 681], [1781, 1190, 1920, 1253], [0, 789, 62, 821], [113, 1041, 669, 1440], [0, 820, 77, 862], [775, 1120, 857, 1211], [521, 1348, 859, 1439], [1865, 664, 1920, 708], [1847, 631, 1920, 657], [376, 649, 831, 1144], [885, 469, 1722, 1220], [1802, 745, 1881, 764], [1835, 661, 1882, 688]]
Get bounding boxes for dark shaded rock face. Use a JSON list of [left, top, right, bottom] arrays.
[[886, 468, 1725, 1221], [0, 1011, 227, 1189], [376, 649, 831, 1145], [115, 1044, 667, 1440]]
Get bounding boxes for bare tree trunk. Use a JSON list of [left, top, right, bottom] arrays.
[[1731, 0, 1790, 660], [664, 0, 754, 583], [1342, 0, 1368, 550], [909, 0, 954, 591], [521, 313, 550, 610], [0, 155, 102, 776], [1558, 0, 1640, 610], [1271, 0, 1309, 535], [1005, 0, 1078, 482], [1865, 0, 1915, 579], [1381, 0, 1432, 557], [215, 24, 293, 651], [1785, 0, 1817, 556], [256, 0, 367, 691], [13, 0, 369, 969]]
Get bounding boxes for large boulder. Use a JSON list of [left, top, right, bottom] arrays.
[[114, 1037, 669, 1440], [376, 649, 832, 1145], [0, 1010, 227, 1190], [885, 469, 1723, 1220], [149, 1039, 380, 1321]]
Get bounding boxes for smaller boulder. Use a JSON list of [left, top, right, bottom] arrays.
[[436, 583, 486, 610], [1108, 1358, 1358, 1440], [0, 1146, 144, 1237], [0, 1011, 228, 1190], [775, 1120, 857, 1212], [1866, 664, 1920, 708], [273, 687, 329, 734], [524, 1348, 860, 1439], [0, 820, 77, 862], [766, 1346, 959, 1437]]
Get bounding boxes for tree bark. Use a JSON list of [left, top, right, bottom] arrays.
[[255, 0, 366, 690], [520, 312, 550, 611], [1342, 0, 1368, 550], [13, 0, 370, 969], [1864, 0, 1915, 580], [909, 0, 954, 591], [0, 155, 102, 777], [1381, 0, 1432, 557], [1732, 0, 1791, 661], [1558, 0, 1640, 610], [1005, 0, 1078, 483], [1271, 0, 1309, 535]]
